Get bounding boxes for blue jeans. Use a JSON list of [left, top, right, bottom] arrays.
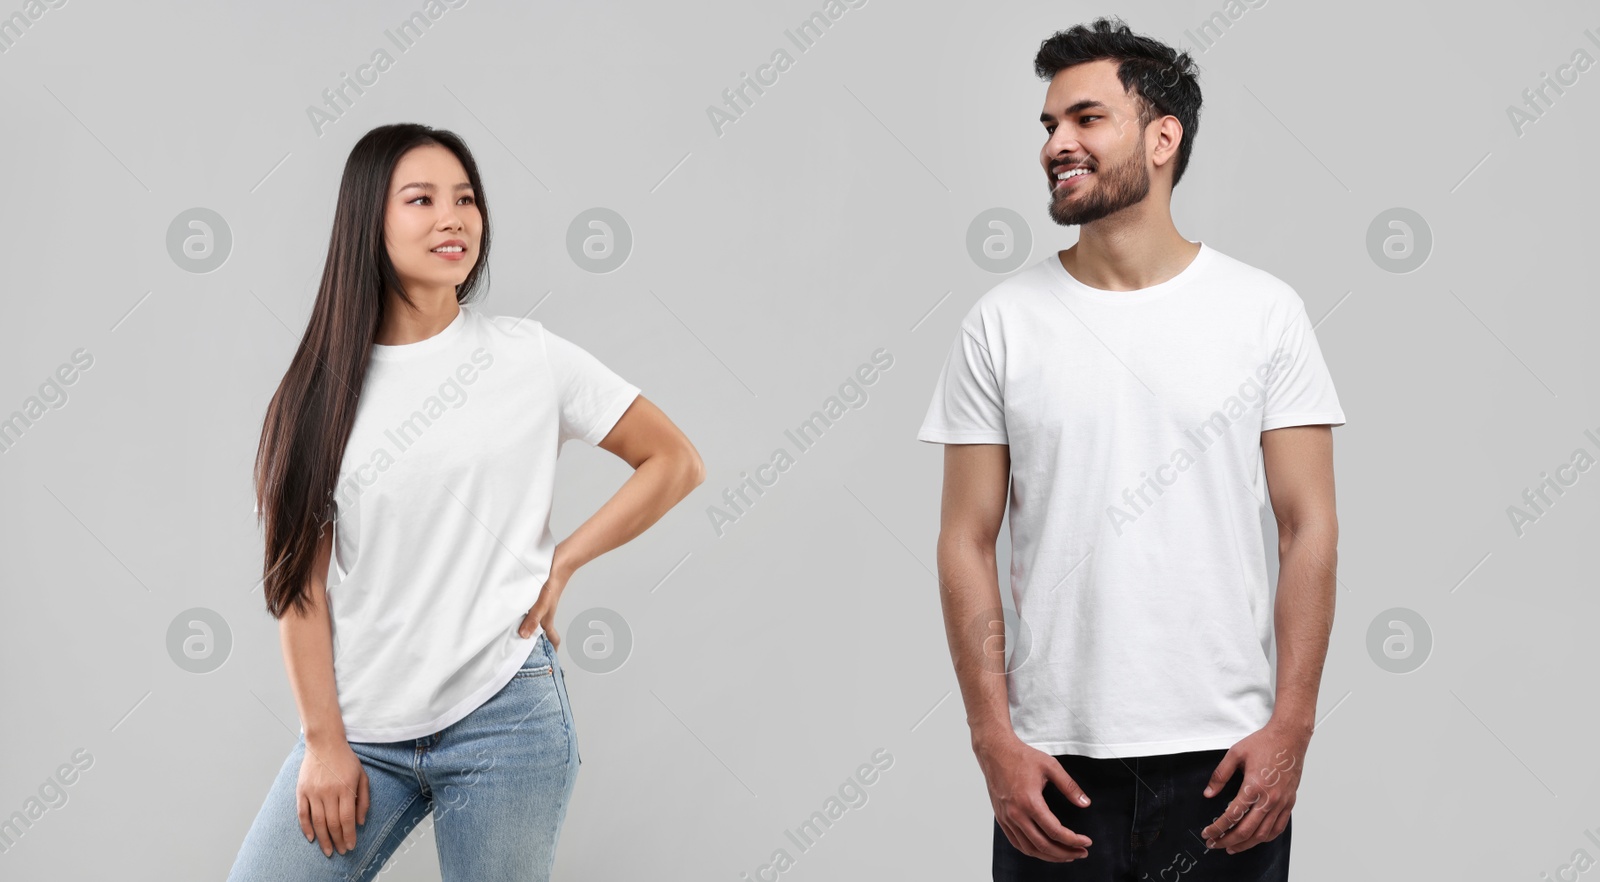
[[227, 633, 580, 881], [993, 748, 1292, 881]]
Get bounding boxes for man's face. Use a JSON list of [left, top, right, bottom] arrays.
[[1039, 58, 1154, 227]]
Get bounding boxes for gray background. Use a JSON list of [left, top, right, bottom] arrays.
[[2, 0, 1596, 878]]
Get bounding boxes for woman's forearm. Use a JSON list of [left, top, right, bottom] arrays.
[[279, 531, 347, 746], [552, 448, 703, 580]]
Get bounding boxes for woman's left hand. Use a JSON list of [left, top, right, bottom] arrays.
[[518, 570, 570, 649]]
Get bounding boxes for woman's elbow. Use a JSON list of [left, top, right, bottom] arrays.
[[683, 445, 707, 490]]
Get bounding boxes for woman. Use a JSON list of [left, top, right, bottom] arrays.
[[230, 123, 702, 880]]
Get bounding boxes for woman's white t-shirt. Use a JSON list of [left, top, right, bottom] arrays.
[[296, 303, 638, 742], [917, 242, 1346, 758]]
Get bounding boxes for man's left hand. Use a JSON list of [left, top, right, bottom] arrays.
[[1199, 719, 1309, 854]]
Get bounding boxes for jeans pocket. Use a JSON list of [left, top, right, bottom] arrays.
[[514, 636, 554, 679], [514, 663, 554, 679]]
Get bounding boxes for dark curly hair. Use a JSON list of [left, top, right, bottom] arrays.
[[1034, 17, 1203, 188]]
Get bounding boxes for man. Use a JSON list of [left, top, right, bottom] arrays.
[[917, 17, 1344, 881]]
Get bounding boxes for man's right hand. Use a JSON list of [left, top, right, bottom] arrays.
[[976, 734, 1093, 862]]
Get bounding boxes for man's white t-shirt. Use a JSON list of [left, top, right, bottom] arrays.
[[917, 241, 1345, 759], [267, 303, 640, 742]]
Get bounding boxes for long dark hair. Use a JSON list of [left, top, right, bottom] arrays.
[[253, 123, 492, 618], [1034, 16, 1203, 188]]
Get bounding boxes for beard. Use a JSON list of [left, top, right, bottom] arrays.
[[1047, 142, 1151, 226]]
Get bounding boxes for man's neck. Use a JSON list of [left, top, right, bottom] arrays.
[[1059, 227, 1200, 292]]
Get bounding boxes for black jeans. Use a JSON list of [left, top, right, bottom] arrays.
[[993, 748, 1292, 881]]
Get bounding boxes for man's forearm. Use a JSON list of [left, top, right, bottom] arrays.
[[937, 534, 1015, 750], [1270, 518, 1338, 734]]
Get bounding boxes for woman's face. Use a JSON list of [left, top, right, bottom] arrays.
[[384, 144, 482, 296]]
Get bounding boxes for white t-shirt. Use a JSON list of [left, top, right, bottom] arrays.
[[917, 242, 1345, 759], [262, 303, 640, 742]]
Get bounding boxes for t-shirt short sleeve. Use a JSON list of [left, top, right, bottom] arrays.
[[1262, 298, 1346, 431], [917, 318, 1008, 445], [541, 325, 641, 447]]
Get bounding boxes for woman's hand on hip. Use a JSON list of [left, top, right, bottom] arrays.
[[518, 571, 570, 649]]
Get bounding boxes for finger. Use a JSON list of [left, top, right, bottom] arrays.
[[1220, 810, 1273, 853], [1028, 798, 1092, 851], [338, 788, 358, 854], [1017, 813, 1089, 861], [1042, 762, 1092, 810], [1266, 809, 1291, 841], [357, 768, 370, 826], [1032, 766, 1093, 851], [1233, 803, 1289, 853], [518, 607, 541, 639], [997, 817, 1031, 859], [1203, 790, 1254, 845], [1204, 776, 1260, 841], [1215, 800, 1269, 851], [309, 796, 334, 857], [298, 793, 315, 843], [1203, 797, 1235, 845], [545, 621, 560, 651], [1202, 748, 1240, 798], [1234, 804, 1289, 850], [1000, 810, 1060, 861], [1010, 813, 1070, 861], [1002, 818, 1067, 863]]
